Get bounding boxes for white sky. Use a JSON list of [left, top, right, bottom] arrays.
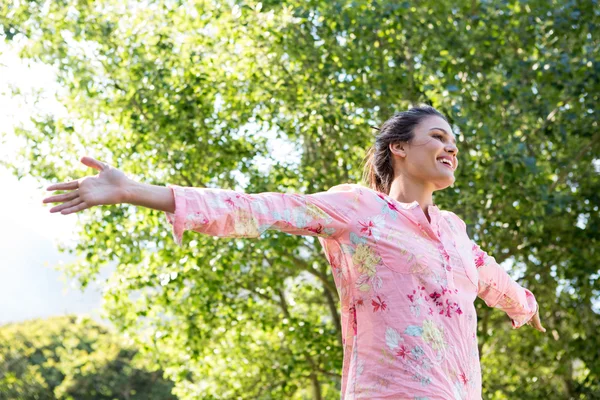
[[0, 38, 104, 325]]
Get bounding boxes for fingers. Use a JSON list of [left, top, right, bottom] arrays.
[[43, 190, 79, 204], [80, 156, 107, 172], [535, 313, 545, 332], [534, 320, 546, 333], [61, 201, 89, 215], [45, 157, 106, 191], [49, 198, 83, 213], [46, 180, 80, 191], [529, 312, 546, 333]]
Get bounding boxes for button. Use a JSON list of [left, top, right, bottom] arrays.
[[441, 250, 450, 262], [446, 265, 452, 271]]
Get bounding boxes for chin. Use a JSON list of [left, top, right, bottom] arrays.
[[433, 176, 455, 191]]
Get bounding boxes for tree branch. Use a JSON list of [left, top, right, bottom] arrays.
[[323, 285, 342, 346], [478, 307, 490, 356], [304, 352, 323, 400], [276, 285, 323, 399], [283, 250, 339, 301], [276, 287, 291, 320]]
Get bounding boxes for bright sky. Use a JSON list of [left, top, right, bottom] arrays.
[[0, 39, 104, 325]]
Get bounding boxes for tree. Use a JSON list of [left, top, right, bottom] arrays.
[[0, 316, 176, 399], [1, 0, 598, 398]]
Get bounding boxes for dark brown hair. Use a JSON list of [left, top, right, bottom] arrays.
[[363, 105, 448, 194]]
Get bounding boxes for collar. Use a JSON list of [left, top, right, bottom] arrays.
[[373, 189, 441, 213], [387, 198, 440, 213]]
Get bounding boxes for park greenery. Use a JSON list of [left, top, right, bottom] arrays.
[[0, 316, 176, 399], [1, 0, 598, 399]]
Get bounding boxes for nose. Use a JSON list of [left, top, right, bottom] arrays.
[[446, 143, 459, 155]]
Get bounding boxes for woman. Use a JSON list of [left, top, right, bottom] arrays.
[[43, 105, 545, 399]]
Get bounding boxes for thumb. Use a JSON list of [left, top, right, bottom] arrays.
[[80, 156, 107, 172]]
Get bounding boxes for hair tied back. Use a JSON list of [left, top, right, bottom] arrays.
[[363, 105, 447, 194]]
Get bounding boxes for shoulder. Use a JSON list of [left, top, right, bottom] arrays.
[[326, 183, 366, 193], [325, 184, 381, 203], [319, 184, 380, 214], [440, 210, 467, 232], [327, 183, 381, 199]]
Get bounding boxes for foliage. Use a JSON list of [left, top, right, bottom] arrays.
[[0, 316, 176, 399], [1, 0, 599, 398]]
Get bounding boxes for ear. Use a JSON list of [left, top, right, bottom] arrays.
[[389, 142, 407, 158]]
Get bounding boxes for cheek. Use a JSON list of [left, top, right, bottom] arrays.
[[418, 141, 444, 165], [407, 140, 443, 171], [426, 140, 445, 152]]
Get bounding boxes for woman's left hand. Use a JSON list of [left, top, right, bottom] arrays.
[[527, 307, 546, 332]]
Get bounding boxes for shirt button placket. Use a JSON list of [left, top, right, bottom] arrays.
[[440, 244, 454, 288], [430, 218, 454, 288]]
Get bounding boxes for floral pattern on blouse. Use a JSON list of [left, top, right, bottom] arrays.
[[164, 183, 538, 400]]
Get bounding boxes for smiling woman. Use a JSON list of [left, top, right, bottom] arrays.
[[42, 105, 544, 400], [364, 107, 459, 204]]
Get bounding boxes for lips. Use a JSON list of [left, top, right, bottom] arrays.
[[436, 157, 454, 170]]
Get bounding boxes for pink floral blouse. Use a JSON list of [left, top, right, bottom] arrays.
[[165, 183, 537, 400]]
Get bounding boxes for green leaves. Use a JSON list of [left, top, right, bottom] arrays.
[[0, 316, 175, 399]]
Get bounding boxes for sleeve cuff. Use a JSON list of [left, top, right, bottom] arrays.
[[511, 289, 538, 329], [164, 184, 187, 247]]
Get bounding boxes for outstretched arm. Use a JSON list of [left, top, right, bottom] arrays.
[[162, 183, 357, 246], [445, 212, 545, 333], [471, 241, 546, 333], [43, 156, 359, 246]]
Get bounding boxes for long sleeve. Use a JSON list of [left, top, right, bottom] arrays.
[[163, 183, 360, 247], [471, 241, 538, 329]]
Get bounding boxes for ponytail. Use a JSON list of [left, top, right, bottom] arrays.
[[362, 145, 385, 194]]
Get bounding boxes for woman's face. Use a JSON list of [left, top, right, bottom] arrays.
[[391, 115, 459, 190]]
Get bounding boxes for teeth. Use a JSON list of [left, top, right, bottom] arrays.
[[437, 158, 452, 167]]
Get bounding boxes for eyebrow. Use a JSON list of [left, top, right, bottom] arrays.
[[429, 127, 457, 145]]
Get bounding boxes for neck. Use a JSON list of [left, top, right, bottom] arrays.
[[387, 175, 435, 215]]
